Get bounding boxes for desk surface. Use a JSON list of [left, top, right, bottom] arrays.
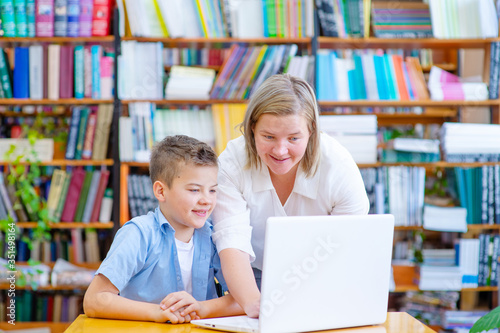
[[65, 312, 436, 333]]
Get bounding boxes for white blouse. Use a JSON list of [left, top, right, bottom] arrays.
[[212, 133, 370, 270]]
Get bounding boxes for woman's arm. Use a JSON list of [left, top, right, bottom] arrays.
[[219, 248, 261, 318], [84, 274, 187, 323]]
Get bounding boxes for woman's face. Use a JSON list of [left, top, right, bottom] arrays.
[[253, 113, 311, 178]]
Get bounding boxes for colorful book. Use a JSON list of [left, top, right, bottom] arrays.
[[0, 0, 16, 37], [13, 0, 27, 37], [91, 0, 111, 36], [73, 169, 93, 222], [36, 0, 54, 37], [13, 47, 29, 98], [74, 45, 85, 98], [60, 167, 86, 222], [90, 169, 109, 222], [54, 0, 68, 36], [78, 0, 92, 36], [66, 0, 79, 36], [81, 107, 97, 159], [74, 107, 90, 159], [59, 45, 74, 98], [66, 107, 82, 159]]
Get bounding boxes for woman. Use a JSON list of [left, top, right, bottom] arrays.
[[211, 74, 369, 317]]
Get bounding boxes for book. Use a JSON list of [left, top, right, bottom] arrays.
[[13, 47, 29, 98], [81, 107, 97, 159], [91, 104, 113, 160], [73, 169, 93, 222], [78, 0, 93, 36], [81, 170, 100, 222], [90, 169, 109, 222], [59, 45, 74, 98], [54, 0, 68, 36], [28, 45, 43, 100], [36, 0, 54, 37], [47, 44, 61, 100], [91, 0, 111, 36], [67, 0, 79, 36], [60, 167, 86, 222], [74, 107, 90, 159]]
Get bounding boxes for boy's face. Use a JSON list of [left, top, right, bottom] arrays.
[[157, 164, 218, 238]]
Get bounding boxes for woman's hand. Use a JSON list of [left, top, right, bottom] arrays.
[[244, 297, 260, 318], [160, 291, 203, 322]]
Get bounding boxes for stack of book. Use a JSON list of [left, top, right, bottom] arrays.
[[429, 0, 498, 38], [401, 291, 459, 327], [118, 41, 163, 100], [316, 0, 371, 38], [319, 115, 377, 164], [127, 174, 157, 219], [428, 66, 488, 101], [418, 265, 462, 291], [210, 44, 298, 100], [0, 0, 112, 37], [163, 48, 229, 67], [423, 205, 467, 232], [456, 238, 480, 288], [442, 310, 490, 332], [371, 1, 433, 38], [0, 45, 114, 99], [382, 137, 440, 163], [120, 0, 314, 38], [165, 66, 216, 100], [441, 123, 500, 162], [316, 51, 429, 101]]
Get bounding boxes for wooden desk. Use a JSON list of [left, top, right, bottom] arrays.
[[65, 312, 436, 332]]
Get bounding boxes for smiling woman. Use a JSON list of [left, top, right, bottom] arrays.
[[211, 74, 370, 318]]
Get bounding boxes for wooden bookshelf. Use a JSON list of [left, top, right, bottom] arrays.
[[121, 36, 312, 45], [394, 225, 500, 231], [0, 283, 89, 291], [358, 161, 500, 169], [318, 37, 500, 49], [0, 98, 113, 105], [16, 222, 114, 229], [0, 159, 114, 166], [0, 36, 114, 43], [318, 100, 500, 107]]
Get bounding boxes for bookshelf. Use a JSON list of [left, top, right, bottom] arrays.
[[3, 0, 500, 327], [0, 1, 118, 325]]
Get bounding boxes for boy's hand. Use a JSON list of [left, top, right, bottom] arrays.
[[160, 291, 205, 320], [154, 306, 193, 324]]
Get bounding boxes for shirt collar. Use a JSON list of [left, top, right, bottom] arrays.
[[154, 207, 212, 236], [250, 163, 320, 200]]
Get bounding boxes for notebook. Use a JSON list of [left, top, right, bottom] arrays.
[[191, 214, 395, 333]]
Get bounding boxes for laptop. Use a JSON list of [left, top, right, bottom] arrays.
[[191, 214, 394, 333]]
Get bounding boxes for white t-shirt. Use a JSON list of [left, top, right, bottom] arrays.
[[174, 237, 194, 294], [212, 133, 370, 270]]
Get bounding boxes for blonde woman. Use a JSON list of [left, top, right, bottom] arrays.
[[212, 74, 369, 317]]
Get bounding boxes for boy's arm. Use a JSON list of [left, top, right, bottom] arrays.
[[163, 291, 244, 318], [199, 293, 244, 318], [84, 274, 188, 323]]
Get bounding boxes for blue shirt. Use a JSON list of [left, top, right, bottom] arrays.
[[96, 207, 226, 304]]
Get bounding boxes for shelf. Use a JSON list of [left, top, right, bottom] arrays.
[[0, 36, 114, 43], [421, 64, 457, 72], [0, 111, 71, 117], [393, 224, 500, 231], [0, 283, 89, 290], [0, 98, 113, 105], [121, 36, 312, 46], [318, 100, 500, 107], [165, 65, 221, 71], [0, 159, 114, 166], [16, 222, 114, 229], [359, 161, 500, 169], [121, 99, 246, 105], [391, 265, 499, 292], [318, 37, 500, 49], [15, 262, 101, 269], [121, 161, 149, 167]]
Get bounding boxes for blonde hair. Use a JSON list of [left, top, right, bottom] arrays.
[[150, 135, 218, 188], [242, 74, 320, 177]]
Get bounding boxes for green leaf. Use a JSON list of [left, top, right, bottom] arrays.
[[470, 306, 500, 333]]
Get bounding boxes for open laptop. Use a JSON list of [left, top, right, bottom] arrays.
[[191, 214, 394, 333]]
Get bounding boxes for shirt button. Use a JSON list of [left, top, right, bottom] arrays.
[[177, 276, 180, 280]]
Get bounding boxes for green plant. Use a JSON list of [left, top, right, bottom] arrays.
[[470, 306, 500, 333], [0, 117, 52, 254]]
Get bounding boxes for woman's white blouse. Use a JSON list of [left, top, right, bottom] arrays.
[[212, 133, 370, 270]]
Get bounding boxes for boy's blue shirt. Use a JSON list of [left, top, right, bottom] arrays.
[[96, 207, 226, 304]]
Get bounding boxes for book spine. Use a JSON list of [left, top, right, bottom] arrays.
[[91, 45, 102, 99], [99, 55, 113, 99], [13, 47, 29, 98], [74, 107, 90, 159], [28, 45, 43, 99], [26, 0, 35, 36], [84, 46, 92, 97], [65, 107, 81, 159], [0, 0, 16, 37], [54, 0, 68, 36], [67, 0, 80, 37], [74, 45, 85, 98], [36, 0, 54, 37], [78, 0, 93, 36], [489, 41, 500, 99], [13, 0, 27, 37], [91, 0, 111, 36], [0, 49, 13, 98], [81, 108, 97, 159]]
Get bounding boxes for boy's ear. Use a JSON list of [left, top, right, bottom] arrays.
[[153, 180, 167, 202]]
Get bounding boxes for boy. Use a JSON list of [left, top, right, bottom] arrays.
[[83, 135, 243, 323]]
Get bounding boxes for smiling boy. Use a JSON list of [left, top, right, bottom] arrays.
[[83, 135, 243, 323]]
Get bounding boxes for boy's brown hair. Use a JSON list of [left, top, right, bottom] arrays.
[[149, 135, 218, 188]]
